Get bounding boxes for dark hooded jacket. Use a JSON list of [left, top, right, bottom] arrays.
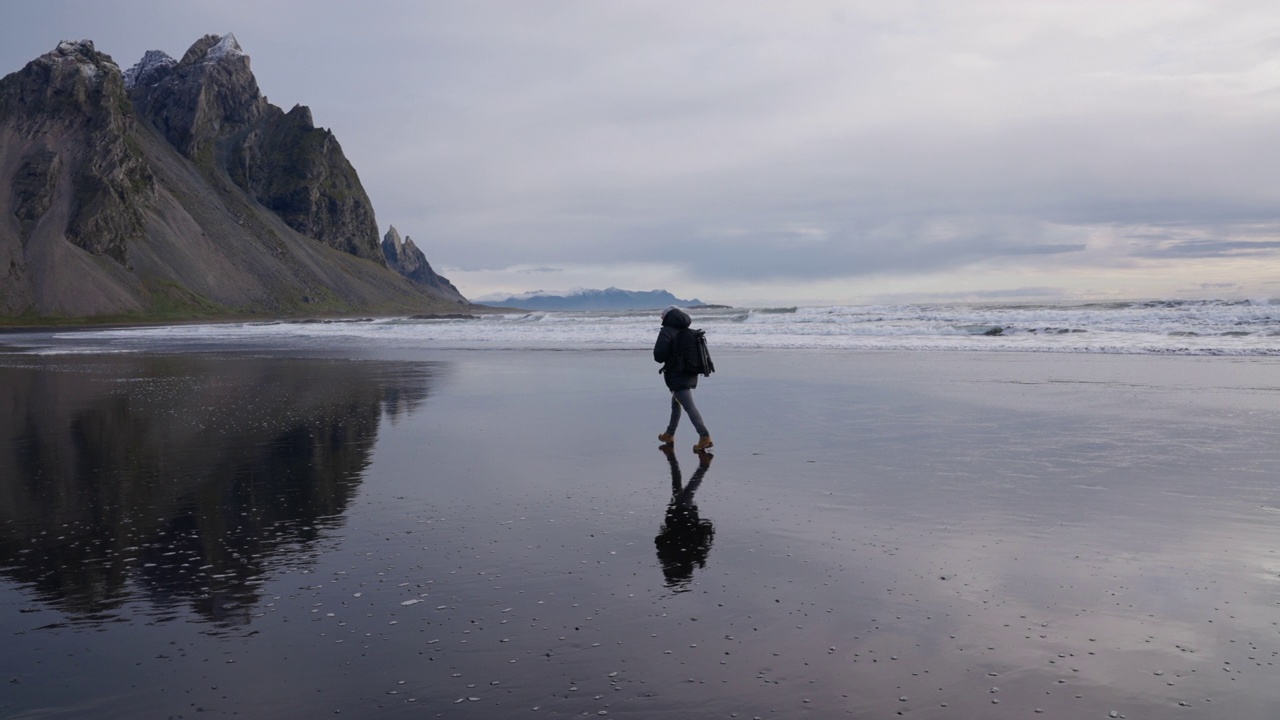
[[654, 307, 697, 391]]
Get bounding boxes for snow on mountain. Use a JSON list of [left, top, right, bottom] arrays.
[[123, 49, 176, 88], [205, 33, 244, 63], [56, 40, 95, 55]]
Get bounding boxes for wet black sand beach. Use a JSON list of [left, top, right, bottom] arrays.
[[1, 344, 1278, 718]]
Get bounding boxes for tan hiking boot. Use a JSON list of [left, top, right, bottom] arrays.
[[693, 436, 713, 451], [658, 433, 675, 444]]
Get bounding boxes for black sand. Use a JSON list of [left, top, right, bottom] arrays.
[[1, 346, 1278, 718]]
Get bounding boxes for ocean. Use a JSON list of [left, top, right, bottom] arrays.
[[10, 298, 1278, 356]]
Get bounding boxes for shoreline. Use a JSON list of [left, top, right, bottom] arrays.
[[0, 306, 510, 334]]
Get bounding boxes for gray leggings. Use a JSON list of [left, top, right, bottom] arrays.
[[667, 389, 709, 437]]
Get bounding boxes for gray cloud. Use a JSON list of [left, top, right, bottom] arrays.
[[1135, 239, 1280, 258], [933, 287, 1069, 300]]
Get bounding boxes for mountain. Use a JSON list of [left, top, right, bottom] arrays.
[[0, 35, 466, 323], [477, 287, 706, 311], [381, 226, 463, 299]]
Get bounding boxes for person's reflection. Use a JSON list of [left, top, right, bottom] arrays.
[[654, 446, 715, 591]]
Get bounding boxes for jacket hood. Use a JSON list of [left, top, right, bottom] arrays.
[[661, 307, 691, 329]]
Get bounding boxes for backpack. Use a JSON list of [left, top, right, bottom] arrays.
[[675, 327, 715, 377]]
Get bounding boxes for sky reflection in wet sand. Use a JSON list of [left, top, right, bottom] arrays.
[[1, 345, 1277, 718]]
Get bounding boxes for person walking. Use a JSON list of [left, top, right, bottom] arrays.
[[654, 306, 713, 451]]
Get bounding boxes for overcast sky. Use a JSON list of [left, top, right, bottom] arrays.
[[5, 1, 1280, 305]]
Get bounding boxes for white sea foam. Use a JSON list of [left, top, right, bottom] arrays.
[[16, 299, 1280, 356]]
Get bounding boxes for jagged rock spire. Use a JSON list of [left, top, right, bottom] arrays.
[[382, 226, 465, 302]]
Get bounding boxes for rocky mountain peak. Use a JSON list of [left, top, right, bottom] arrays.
[[186, 33, 246, 65], [123, 50, 176, 89], [0, 39, 152, 268], [126, 34, 383, 264], [1, 39, 127, 125], [286, 103, 314, 127], [382, 226, 404, 261], [53, 39, 96, 61], [130, 33, 264, 162]]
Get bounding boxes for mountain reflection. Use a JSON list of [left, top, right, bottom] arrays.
[[0, 353, 434, 627]]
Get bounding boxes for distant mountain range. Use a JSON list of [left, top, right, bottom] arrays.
[[0, 34, 467, 323], [477, 287, 707, 311]]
